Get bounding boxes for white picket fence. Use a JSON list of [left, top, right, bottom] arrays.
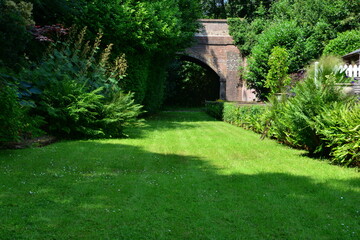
[[340, 64, 360, 78]]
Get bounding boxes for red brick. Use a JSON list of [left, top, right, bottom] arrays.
[[184, 19, 257, 101]]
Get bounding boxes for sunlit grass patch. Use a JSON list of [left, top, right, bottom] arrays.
[[0, 111, 359, 239]]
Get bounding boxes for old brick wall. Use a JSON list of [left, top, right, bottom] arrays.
[[184, 19, 257, 102]]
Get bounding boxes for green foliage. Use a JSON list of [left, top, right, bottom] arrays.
[[201, 0, 226, 19], [228, 17, 267, 56], [323, 29, 360, 56], [306, 55, 348, 83], [205, 101, 267, 133], [101, 91, 144, 137], [78, 0, 201, 55], [0, 73, 44, 144], [270, 0, 360, 32], [0, 0, 34, 69], [265, 47, 291, 94], [222, 103, 267, 133], [121, 54, 150, 104], [314, 103, 360, 167], [204, 101, 224, 120], [75, 0, 202, 112], [246, 21, 304, 99], [143, 55, 169, 112], [29, 0, 83, 26], [228, 0, 360, 99], [267, 57, 354, 155], [0, 79, 22, 143], [202, 0, 274, 19], [19, 29, 142, 138]]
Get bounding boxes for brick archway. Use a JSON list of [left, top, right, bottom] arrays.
[[178, 54, 225, 99], [182, 19, 256, 102]]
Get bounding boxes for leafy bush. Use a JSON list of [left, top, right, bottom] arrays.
[[0, 73, 44, 144], [267, 56, 354, 154], [314, 102, 360, 167], [228, 17, 267, 56], [222, 103, 267, 133], [265, 47, 291, 94], [323, 29, 360, 56], [101, 91, 144, 137], [204, 101, 224, 120], [246, 20, 305, 99], [20, 29, 142, 138], [0, 0, 34, 69], [205, 101, 267, 133], [37, 78, 105, 137], [0, 77, 22, 143]]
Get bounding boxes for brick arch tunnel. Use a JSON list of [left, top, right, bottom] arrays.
[[181, 19, 257, 102]]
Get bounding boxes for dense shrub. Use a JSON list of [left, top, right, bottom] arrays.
[[228, 17, 267, 56], [143, 54, 169, 112], [323, 29, 360, 57], [0, 76, 22, 143], [101, 91, 144, 137], [265, 47, 291, 94], [246, 20, 305, 99], [204, 101, 224, 120], [228, 0, 360, 99], [0, 73, 44, 144], [0, 0, 34, 69], [205, 101, 267, 133], [314, 102, 360, 167], [19, 29, 143, 138], [267, 56, 354, 155], [121, 54, 150, 104], [222, 103, 267, 133]]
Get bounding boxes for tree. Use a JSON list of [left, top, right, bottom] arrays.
[[323, 29, 360, 56], [0, 0, 34, 68]]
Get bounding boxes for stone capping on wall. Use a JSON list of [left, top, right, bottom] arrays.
[[198, 19, 228, 23]]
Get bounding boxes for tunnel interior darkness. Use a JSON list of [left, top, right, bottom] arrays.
[[164, 56, 220, 107]]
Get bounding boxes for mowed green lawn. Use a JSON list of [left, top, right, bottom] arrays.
[[0, 111, 359, 239]]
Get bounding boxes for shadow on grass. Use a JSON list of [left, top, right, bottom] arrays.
[[0, 141, 359, 239]]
